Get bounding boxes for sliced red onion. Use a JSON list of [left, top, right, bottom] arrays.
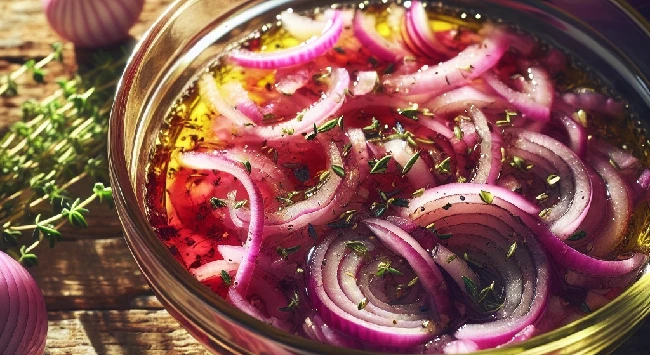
[[353, 8, 412, 61], [229, 10, 343, 69], [544, 108, 587, 158], [384, 139, 436, 189], [404, 1, 456, 60], [232, 129, 368, 233], [363, 219, 452, 319], [353, 71, 379, 96], [588, 142, 650, 203], [178, 151, 264, 296], [382, 28, 510, 96], [503, 128, 592, 239], [240, 68, 350, 140], [192, 259, 239, 282], [469, 106, 502, 184], [308, 231, 443, 348], [404, 184, 550, 349], [426, 85, 508, 118], [570, 151, 632, 257], [561, 91, 624, 117], [281, 10, 329, 42], [227, 271, 293, 331], [481, 66, 553, 121], [199, 74, 256, 126]]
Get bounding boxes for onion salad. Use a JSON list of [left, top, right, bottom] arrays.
[[145, 2, 650, 354]]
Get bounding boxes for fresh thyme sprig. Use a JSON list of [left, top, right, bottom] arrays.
[[0, 43, 64, 96], [0, 46, 127, 265]]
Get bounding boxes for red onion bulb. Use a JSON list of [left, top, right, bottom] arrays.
[[0, 252, 48, 354], [42, 0, 145, 48]]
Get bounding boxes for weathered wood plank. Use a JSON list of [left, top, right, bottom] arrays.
[[31, 238, 157, 311], [45, 310, 207, 355]]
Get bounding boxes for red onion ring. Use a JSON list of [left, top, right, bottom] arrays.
[[481, 66, 553, 121], [353, 8, 412, 61], [178, 151, 264, 297], [239, 68, 350, 140], [502, 128, 592, 239], [404, 185, 550, 349], [404, 1, 456, 60], [229, 10, 344, 69], [382, 27, 510, 96], [308, 231, 442, 348]]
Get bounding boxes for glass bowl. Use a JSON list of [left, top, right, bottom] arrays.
[[108, 0, 650, 354]]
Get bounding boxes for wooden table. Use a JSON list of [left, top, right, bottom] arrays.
[[0, 0, 647, 354]]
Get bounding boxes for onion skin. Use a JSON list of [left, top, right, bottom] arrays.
[[0, 252, 48, 355], [43, 0, 144, 48]]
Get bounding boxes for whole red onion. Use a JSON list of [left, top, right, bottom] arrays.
[[0, 251, 48, 354], [42, 0, 145, 48]]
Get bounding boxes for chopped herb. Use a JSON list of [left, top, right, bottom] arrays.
[[343, 142, 353, 157], [479, 190, 494, 204], [370, 155, 392, 174], [295, 110, 306, 122], [464, 253, 484, 268], [496, 110, 517, 126], [362, 117, 381, 137], [210, 197, 227, 209], [402, 151, 421, 175], [574, 109, 588, 127], [383, 63, 395, 74], [436, 231, 453, 240], [539, 208, 552, 219], [453, 126, 463, 140], [408, 277, 419, 287], [477, 281, 495, 303], [376, 261, 403, 277], [332, 165, 345, 177], [510, 156, 526, 170], [397, 103, 421, 120], [412, 188, 425, 197], [371, 203, 387, 217], [462, 276, 477, 298], [442, 202, 452, 210], [358, 298, 369, 310], [263, 113, 275, 121], [307, 223, 317, 240], [336, 115, 344, 128], [580, 301, 592, 314], [277, 245, 301, 259], [278, 291, 300, 312], [500, 147, 507, 162], [317, 118, 339, 133], [446, 254, 457, 263], [567, 230, 587, 241], [233, 200, 248, 209], [547, 174, 561, 186], [281, 127, 295, 135], [506, 242, 517, 260], [220, 270, 232, 286], [345, 240, 368, 255], [425, 222, 436, 232], [609, 158, 620, 170], [435, 157, 451, 174], [241, 160, 252, 174], [536, 193, 549, 202], [305, 123, 318, 140], [390, 197, 409, 208]]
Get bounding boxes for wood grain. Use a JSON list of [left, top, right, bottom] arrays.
[[45, 310, 207, 355]]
